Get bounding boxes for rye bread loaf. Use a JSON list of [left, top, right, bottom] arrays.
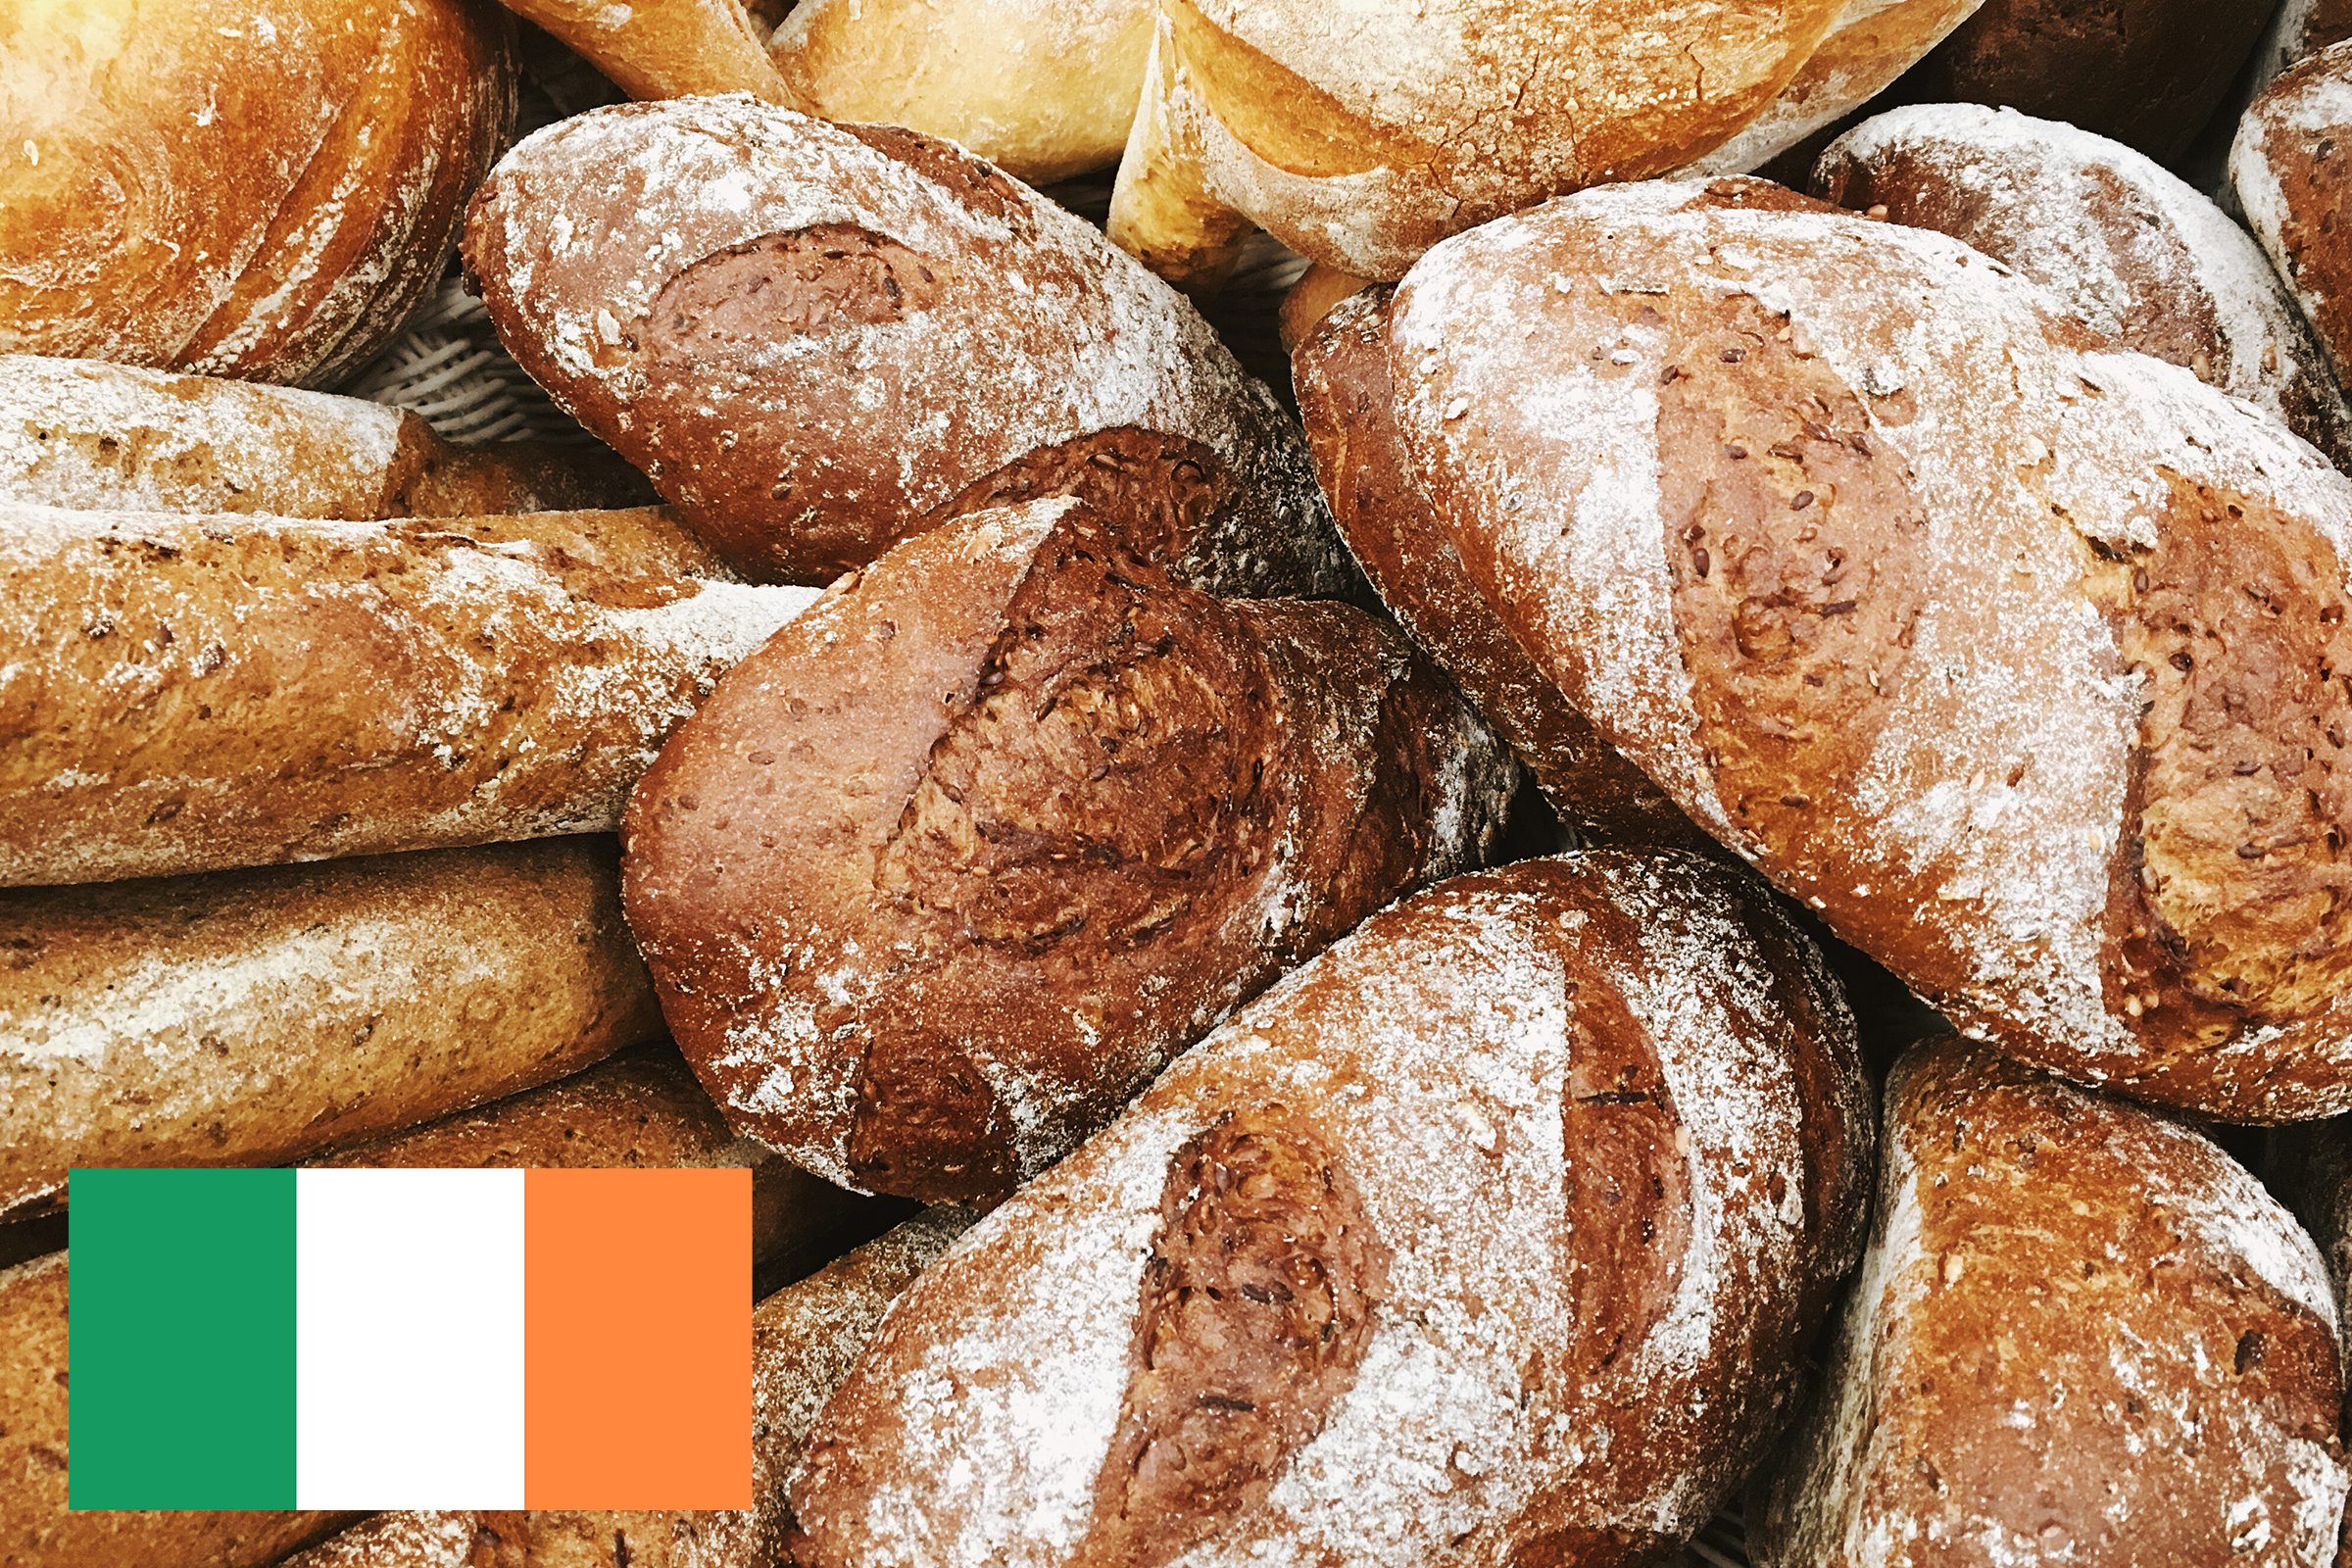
[[0, 354, 651, 517], [0, 1253, 358, 1568], [1752, 1035, 2348, 1567], [462, 96, 1346, 594], [786, 851, 1873, 1566], [497, 0, 790, 103], [0, 839, 659, 1223], [0, 502, 814, 886], [768, 0, 1152, 183], [0, 0, 514, 387], [1375, 178, 2352, 1121], [1817, 104, 2352, 466], [621, 498, 1517, 1202], [2236, 43, 2352, 410]]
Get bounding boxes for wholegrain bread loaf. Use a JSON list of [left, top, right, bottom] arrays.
[[1752, 1036, 2348, 1567], [1817, 104, 2352, 466], [463, 96, 1346, 594], [496, 0, 790, 103], [2255, 0, 2352, 94], [0, 354, 651, 517], [0, 0, 514, 386], [786, 851, 1873, 1566], [2236, 43, 2352, 410], [621, 499, 1516, 1202], [768, 0, 1152, 182], [0, 840, 660, 1223], [1372, 178, 2352, 1121], [0, 503, 815, 885]]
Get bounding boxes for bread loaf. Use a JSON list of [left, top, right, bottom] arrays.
[[622, 498, 1517, 1202], [786, 851, 1872, 1566], [0, 503, 815, 885], [1816, 104, 2352, 466], [495, 0, 790, 103], [0, 354, 652, 517], [1752, 1036, 2348, 1567], [0, 839, 659, 1223], [1372, 178, 2352, 1121], [463, 96, 1346, 594], [0, 0, 514, 386], [2236, 43, 2352, 412], [2255, 0, 2352, 94], [768, 0, 1152, 182], [0, 1253, 358, 1568]]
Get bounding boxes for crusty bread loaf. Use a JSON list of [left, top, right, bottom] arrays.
[[1294, 286, 1708, 849], [1816, 104, 2352, 466], [1275, 263, 1371, 353], [0, 354, 652, 517], [1372, 178, 2352, 1121], [0, 840, 660, 1223], [768, 0, 1152, 182], [0, 503, 815, 885], [496, 0, 789, 103], [0, 0, 514, 386], [2256, 0, 2352, 94], [2236, 43, 2352, 410], [0, 1253, 358, 1568], [786, 851, 1872, 1566], [622, 498, 1516, 1202], [463, 96, 1347, 595], [1752, 1036, 2347, 1568]]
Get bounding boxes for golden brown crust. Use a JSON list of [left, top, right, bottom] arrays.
[[2236, 43, 2352, 415], [498, 0, 791, 103]]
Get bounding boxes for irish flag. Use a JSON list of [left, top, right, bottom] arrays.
[[68, 1166, 750, 1510]]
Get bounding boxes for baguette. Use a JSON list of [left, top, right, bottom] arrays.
[[0, 503, 815, 885], [462, 96, 1347, 595], [787, 852, 1872, 1566], [1370, 178, 2352, 1120], [622, 498, 1516, 1201], [493, 0, 791, 104], [0, 840, 660, 1223]]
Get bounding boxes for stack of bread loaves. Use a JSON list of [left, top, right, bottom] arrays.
[[23, 2, 2352, 1567]]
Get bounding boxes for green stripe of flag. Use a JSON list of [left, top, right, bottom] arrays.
[[69, 1167, 298, 1509]]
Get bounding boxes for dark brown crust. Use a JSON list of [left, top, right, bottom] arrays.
[[2243, 44, 2352, 399]]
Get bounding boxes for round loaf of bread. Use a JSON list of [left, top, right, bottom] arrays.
[[786, 851, 1872, 1567], [0, 0, 514, 386], [1373, 178, 2352, 1121], [2236, 42, 2352, 411], [621, 498, 1517, 1202], [1817, 104, 2352, 466], [463, 95, 1346, 595], [1752, 1036, 2347, 1568]]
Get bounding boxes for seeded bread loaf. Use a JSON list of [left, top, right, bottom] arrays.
[[1752, 1036, 2348, 1568], [0, 354, 652, 517], [0, 503, 814, 886], [495, 0, 790, 103], [1816, 104, 2352, 466], [622, 498, 1517, 1203], [786, 851, 1873, 1566], [463, 96, 1346, 595], [0, 840, 660, 1223], [1372, 178, 2352, 1121], [2236, 43, 2352, 407], [0, 0, 514, 386]]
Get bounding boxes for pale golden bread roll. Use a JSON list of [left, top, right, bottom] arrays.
[[497, 0, 793, 103]]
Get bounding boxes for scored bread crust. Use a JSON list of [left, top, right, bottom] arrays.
[[463, 95, 1345, 594], [0, 503, 815, 886], [621, 498, 1516, 1202], [785, 851, 1871, 1567], [1383, 179, 2352, 1121], [2236, 43, 2352, 416], [1753, 1036, 2348, 1568]]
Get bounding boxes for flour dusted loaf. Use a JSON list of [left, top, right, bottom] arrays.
[[0, 354, 651, 516], [1373, 178, 2352, 1121], [2237, 43, 2352, 409], [0, 839, 659, 1223], [463, 96, 1345, 594], [0, 0, 514, 387], [768, 0, 1152, 183], [1753, 1036, 2348, 1567], [496, 0, 790, 103], [0, 503, 814, 885], [786, 851, 1872, 1566], [2256, 0, 2352, 94], [622, 498, 1516, 1202], [1817, 104, 2352, 466]]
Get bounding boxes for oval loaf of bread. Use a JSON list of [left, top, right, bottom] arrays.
[[785, 851, 1873, 1567], [2253, 0, 2352, 96], [621, 497, 1517, 1202], [0, 504, 815, 885], [2235, 42, 2352, 407], [1753, 1036, 2348, 1568], [1816, 104, 2352, 467], [498, 0, 792, 104], [1376, 178, 2352, 1121], [463, 95, 1346, 595]]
